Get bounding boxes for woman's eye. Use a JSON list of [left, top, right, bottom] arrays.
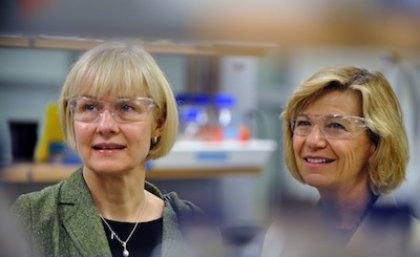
[[119, 103, 135, 112], [81, 103, 98, 112], [327, 122, 346, 130], [296, 120, 311, 127]]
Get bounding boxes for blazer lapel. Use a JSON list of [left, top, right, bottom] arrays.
[[59, 169, 112, 257], [161, 201, 190, 257]]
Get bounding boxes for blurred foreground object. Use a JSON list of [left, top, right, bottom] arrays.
[[262, 199, 420, 257]]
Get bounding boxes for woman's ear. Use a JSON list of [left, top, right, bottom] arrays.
[[152, 116, 164, 138], [150, 119, 163, 150], [368, 142, 377, 161], [367, 130, 379, 161]]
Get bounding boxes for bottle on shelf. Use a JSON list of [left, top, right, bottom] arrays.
[[177, 93, 214, 141], [177, 92, 251, 142], [213, 93, 251, 141], [177, 93, 196, 140]]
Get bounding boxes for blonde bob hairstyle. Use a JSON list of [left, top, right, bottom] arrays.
[[58, 41, 178, 160], [281, 66, 408, 195]]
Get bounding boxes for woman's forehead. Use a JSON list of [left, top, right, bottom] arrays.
[[302, 89, 362, 116]]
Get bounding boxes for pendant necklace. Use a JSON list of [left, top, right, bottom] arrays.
[[100, 196, 147, 257]]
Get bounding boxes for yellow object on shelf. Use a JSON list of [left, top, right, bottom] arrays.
[[34, 102, 65, 162]]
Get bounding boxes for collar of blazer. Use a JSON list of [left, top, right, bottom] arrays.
[[59, 168, 112, 257], [56, 167, 190, 257]]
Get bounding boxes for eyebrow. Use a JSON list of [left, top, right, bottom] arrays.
[[77, 96, 141, 100], [296, 112, 367, 123], [297, 112, 346, 118]]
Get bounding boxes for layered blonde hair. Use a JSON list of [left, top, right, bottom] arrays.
[[281, 66, 408, 195], [58, 41, 178, 160]]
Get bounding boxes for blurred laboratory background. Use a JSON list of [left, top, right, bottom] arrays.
[[1, 0, 420, 256]]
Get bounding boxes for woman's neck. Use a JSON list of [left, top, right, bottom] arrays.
[[319, 185, 374, 229], [83, 166, 147, 222]]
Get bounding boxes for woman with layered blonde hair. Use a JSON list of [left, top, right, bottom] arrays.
[[262, 66, 419, 257], [282, 66, 408, 195]]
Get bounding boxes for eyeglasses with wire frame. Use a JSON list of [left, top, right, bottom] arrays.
[[291, 112, 369, 139], [69, 96, 156, 123]]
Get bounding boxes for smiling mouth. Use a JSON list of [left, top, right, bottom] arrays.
[[304, 158, 333, 164]]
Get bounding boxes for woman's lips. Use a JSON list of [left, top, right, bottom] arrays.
[[92, 143, 126, 150]]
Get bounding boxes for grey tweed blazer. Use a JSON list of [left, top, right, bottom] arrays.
[[12, 168, 205, 257]]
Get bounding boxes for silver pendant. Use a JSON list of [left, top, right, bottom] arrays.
[[122, 242, 129, 257], [123, 249, 129, 257]]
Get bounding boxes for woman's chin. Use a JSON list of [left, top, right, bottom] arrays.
[[303, 174, 332, 189], [84, 162, 133, 175]]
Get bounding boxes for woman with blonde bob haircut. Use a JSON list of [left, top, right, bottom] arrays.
[[12, 41, 218, 257], [261, 66, 420, 257], [59, 40, 178, 160]]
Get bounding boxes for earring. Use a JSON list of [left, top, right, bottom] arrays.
[[152, 137, 158, 145]]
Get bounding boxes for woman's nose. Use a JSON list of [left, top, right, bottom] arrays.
[[97, 109, 119, 134], [305, 124, 327, 148]]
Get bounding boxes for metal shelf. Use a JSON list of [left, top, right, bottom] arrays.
[[0, 35, 274, 56], [0, 140, 276, 183]]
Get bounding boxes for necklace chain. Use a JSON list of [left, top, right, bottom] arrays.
[[100, 196, 147, 257]]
